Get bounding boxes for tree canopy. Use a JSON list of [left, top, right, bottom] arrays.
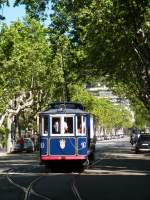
[[1, 0, 150, 129], [0, 17, 64, 126], [70, 84, 132, 129], [48, 0, 150, 127]]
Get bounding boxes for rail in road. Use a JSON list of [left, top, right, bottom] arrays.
[[1, 137, 150, 200]]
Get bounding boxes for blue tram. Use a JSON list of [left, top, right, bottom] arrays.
[[39, 102, 95, 168]]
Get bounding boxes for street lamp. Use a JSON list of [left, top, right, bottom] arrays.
[[0, 15, 5, 20], [0, 14, 5, 20]]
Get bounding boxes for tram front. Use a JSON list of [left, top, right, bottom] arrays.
[[39, 103, 95, 168]]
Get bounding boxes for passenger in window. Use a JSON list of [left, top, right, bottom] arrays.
[[53, 120, 60, 133], [77, 124, 82, 133], [83, 119, 86, 133], [44, 130, 48, 134], [77, 121, 86, 134], [77, 116, 82, 133], [64, 121, 68, 133]]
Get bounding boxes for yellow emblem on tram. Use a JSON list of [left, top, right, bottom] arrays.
[[59, 139, 66, 149]]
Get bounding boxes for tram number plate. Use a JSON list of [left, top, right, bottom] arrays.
[[81, 142, 86, 148], [41, 142, 45, 149]]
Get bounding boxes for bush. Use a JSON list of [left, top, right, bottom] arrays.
[[0, 127, 9, 148]]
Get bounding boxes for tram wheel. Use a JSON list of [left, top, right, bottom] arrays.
[[45, 162, 52, 173]]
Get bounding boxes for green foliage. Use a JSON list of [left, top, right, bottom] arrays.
[[0, 126, 8, 147], [0, 17, 64, 116], [1, 0, 149, 129], [49, 0, 150, 126], [131, 98, 150, 128], [0, 0, 9, 7], [70, 84, 133, 129]]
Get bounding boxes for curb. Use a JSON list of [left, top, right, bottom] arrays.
[[0, 152, 8, 156]]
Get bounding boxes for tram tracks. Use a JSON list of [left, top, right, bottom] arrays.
[[6, 168, 52, 200], [71, 173, 83, 200], [70, 158, 103, 200], [4, 158, 101, 200], [5, 168, 83, 200]]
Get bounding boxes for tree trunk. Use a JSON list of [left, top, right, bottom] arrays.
[[7, 117, 13, 153]]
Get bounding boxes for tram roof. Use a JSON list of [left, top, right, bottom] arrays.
[[39, 108, 89, 115], [50, 102, 84, 110], [39, 102, 91, 115]]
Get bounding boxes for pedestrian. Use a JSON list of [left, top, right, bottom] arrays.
[[19, 136, 24, 152]]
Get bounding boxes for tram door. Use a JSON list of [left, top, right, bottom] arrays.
[[76, 115, 88, 156], [40, 115, 49, 156], [50, 115, 76, 156]]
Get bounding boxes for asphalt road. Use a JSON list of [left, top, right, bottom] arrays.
[[0, 137, 150, 200]]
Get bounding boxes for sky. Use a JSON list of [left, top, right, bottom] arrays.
[[1, 1, 26, 25], [1, 0, 51, 26]]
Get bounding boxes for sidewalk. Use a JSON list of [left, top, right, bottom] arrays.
[[96, 135, 130, 144], [0, 149, 8, 157]]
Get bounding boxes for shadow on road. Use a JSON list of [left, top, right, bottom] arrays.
[[0, 152, 39, 173], [94, 144, 150, 175]]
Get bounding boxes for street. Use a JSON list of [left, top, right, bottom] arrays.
[[1, 3, 150, 200], [0, 136, 150, 200]]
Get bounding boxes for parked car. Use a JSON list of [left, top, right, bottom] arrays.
[[14, 138, 35, 153], [13, 140, 22, 152], [134, 134, 150, 153], [23, 138, 35, 152]]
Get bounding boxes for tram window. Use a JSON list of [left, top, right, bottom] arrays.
[[77, 115, 86, 135], [77, 116, 82, 133], [43, 116, 48, 135], [64, 117, 73, 134], [52, 117, 60, 134], [39, 117, 42, 135], [82, 116, 86, 134]]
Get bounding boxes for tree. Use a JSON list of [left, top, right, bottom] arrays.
[[48, 0, 150, 126], [1, 0, 149, 128], [0, 17, 63, 151], [69, 84, 133, 129]]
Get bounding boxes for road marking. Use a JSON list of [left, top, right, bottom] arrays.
[[0, 172, 67, 176], [0, 170, 148, 176], [83, 169, 150, 176]]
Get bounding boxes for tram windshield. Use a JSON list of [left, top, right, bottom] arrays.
[[40, 114, 87, 136], [51, 116, 74, 135]]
